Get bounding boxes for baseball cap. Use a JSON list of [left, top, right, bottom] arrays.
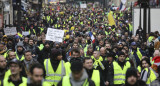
[[131, 42, 137, 46], [8, 58, 22, 67]]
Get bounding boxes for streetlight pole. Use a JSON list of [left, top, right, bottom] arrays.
[[139, 0, 149, 42], [17, 0, 21, 31]]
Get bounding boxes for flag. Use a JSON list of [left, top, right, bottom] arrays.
[[119, 0, 126, 11], [119, 2, 126, 11], [89, 32, 95, 43], [108, 11, 116, 26]]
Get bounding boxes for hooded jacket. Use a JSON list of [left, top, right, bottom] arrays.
[[15, 42, 26, 60], [57, 69, 95, 86]]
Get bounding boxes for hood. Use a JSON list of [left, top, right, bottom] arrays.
[[70, 69, 88, 86], [15, 41, 26, 52]]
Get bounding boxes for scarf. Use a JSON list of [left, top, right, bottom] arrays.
[[24, 59, 34, 70], [93, 56, 105, 70]]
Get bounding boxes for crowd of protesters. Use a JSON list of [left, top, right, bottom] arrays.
[[0, 2, 160, 86]]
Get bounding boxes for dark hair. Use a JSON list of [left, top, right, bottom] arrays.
[[141, 58, 151, 68], [30, 63, 45, 75], [71, 60, 83, 72], [24, 50, 32, 56], [71, 48, 80, 55], [125, 67, 138, 84], [83, 57, 92, 63], [29, 38, 34, 42], [51, 49, 62, 59]]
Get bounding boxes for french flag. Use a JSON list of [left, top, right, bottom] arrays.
[[89, 32, 95, 43], [119, 0, 126, 11]]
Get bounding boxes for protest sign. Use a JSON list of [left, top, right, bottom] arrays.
[[46, 28, 64, 42], [4, 27, 17, 35]]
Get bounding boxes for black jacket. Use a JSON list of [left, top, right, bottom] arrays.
[[38, 47, 51, 64]]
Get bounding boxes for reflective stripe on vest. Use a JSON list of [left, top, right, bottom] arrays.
[[65, 62, 71, 76], [113, 61, 131, 84], [44, 59, 66, 85], [91, 70, 100, 86], [62, 76, 89, 86], [144, 68, 157, 84]]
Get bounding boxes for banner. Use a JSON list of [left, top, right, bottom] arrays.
[[22, 31, 30, 36], [80, 4, 87, 8], [4, 27, 17, 35], [46, 28, 64, 42], [108, 11, 116, 26]]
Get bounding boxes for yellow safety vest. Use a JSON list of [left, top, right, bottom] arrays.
[[4, 70, 11, 79], [29, 29, 36, 35], [132, 48, 143, 61], [65, 62, 71, 76], [91, 70, 100, 86], [0, 70, 11, 86], [17, 32, 23, 38], [38, 44, 44, 51], [3, 77, 27, 86], [113, 61, 131, 85], [144, 68, 157, 85], [84, 45, 89, 53], [137, 66, 141, 73], [15, 53, 25, 61], [129, 24, 133, 32], [62, 76, 89, 86], [148, 36, 154, 43], [44, 59, 66, 86]]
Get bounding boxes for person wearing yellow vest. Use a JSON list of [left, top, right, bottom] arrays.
[[105, 51, 131, 86], [15, 42, 25, 61], [65, 48, 82, 75], [83, 57, 105, 86], [44, 49, 67, 86], [25, 63, 51, 86], [0, 42, 8, 58], [130, 42, 145, 67], [140, 58, 157, 85], [84, 45, 94, 58], [3, 58, 27, 86], [29, 26, 36, 35], [0, 55, 11, 86], [7, 51, 17, 62], [57, 59, 95, 86], [100, 47, 107, 60], [91, 51, 105, 71]]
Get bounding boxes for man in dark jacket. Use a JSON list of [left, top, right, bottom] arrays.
[[21, 50, 38, 77], [105, 52, 131, 86], [38, 41, 51, 64], [26, 38, 39, 59], [15, 41, 26, 61], [83, 57, 105, 86], [58, 59, 95, 86]]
